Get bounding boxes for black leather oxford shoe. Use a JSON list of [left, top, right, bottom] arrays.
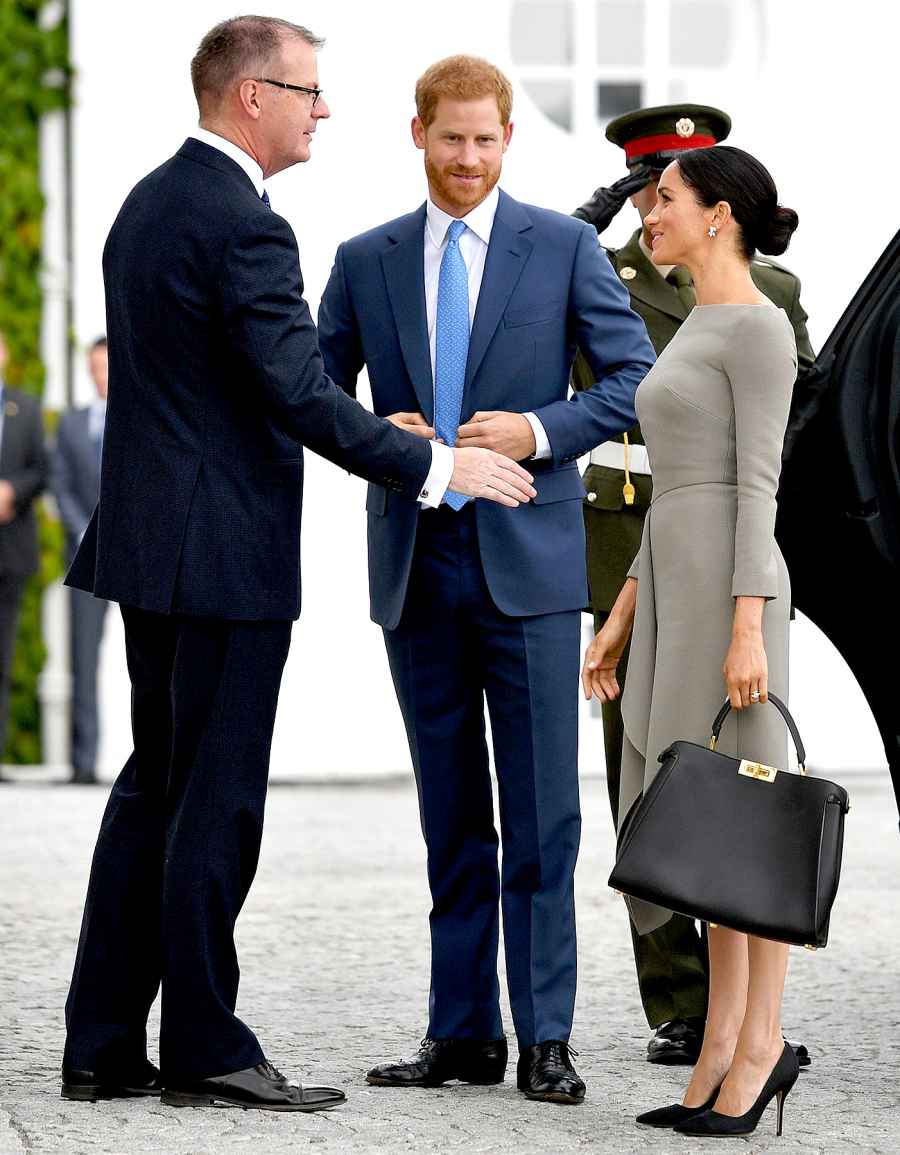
[[366, 1037, 507, 1087], [61, 1062, 162, 1101], [646, 1018, 705, 1065], [517, 1041, 585, 1104], [160, 1061, 345, 1112]]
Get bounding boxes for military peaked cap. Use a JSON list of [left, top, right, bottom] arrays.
[[607, 103, 731, 170]]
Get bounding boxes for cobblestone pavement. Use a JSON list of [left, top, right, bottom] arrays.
[[1, 770, 898, 1154]]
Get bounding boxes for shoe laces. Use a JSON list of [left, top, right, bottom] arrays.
[[541, 1040, 579, 1068]]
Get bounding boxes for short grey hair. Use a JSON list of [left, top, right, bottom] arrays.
[[190, 15, 324, 109]]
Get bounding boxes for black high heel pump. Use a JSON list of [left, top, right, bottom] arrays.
[[636, 1084, 722, 1128], [673, 1042, 799, 1138]]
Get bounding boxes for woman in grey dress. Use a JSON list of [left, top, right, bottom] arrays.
[[582, 146, 802, 1138]]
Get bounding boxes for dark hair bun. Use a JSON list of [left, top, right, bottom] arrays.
[[756, 204, 798, 256]]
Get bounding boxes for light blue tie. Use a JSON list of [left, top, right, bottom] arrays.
[[434, 218, 469, 510]]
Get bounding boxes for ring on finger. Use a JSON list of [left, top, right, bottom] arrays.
[[750, 689, 761, 702]]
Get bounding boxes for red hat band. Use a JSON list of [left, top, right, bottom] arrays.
[[624, 132, 716, 160]]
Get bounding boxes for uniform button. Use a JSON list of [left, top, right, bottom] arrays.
[[587, 491, 597, 502]]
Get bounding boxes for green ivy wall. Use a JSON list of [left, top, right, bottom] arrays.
[[1, 1, 70, 762]]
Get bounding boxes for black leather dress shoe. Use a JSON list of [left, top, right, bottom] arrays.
[[646, 1018, 705, 1065], [61, 1062, 162, 1101], [366, 1037, 507, 1087], [517, 1041, 585, 1105], [160, 1061, 345, 1112]]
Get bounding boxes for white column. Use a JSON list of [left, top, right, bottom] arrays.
[[39, 79, 72, 767]]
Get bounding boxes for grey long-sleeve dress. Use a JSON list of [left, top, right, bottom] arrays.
[[619, 304, 798, 935]]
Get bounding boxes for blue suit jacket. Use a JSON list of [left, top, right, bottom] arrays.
[[318, 189, 655, 628]]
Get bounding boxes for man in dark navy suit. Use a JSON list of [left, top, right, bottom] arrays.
[[0, 328, 47, 778], [60, 19, 534, 1114], [318, 55, 655, 1105]]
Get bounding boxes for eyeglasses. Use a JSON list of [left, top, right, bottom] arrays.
[[255, 78, 323, 108]]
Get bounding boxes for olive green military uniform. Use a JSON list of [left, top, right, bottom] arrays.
[[574, 228, 815, 1026]]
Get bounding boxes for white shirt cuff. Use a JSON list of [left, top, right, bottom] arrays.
[[525, 411, 552, 460], [418, 440, 454, 508]]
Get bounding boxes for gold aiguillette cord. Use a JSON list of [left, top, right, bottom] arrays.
[[622, 433, 635, 505]]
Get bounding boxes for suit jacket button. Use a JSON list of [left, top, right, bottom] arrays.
[[587, 491, 597, 502]]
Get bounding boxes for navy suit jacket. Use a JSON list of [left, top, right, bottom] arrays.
[[67, 139, 432, 620], [0, 388, 47, 581], [318, 189, 656, 628]]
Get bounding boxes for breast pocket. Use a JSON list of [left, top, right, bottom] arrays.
[[503, 299, 567, 328]]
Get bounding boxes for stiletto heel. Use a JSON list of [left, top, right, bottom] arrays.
[[775, 1086, 790, 1137], [672, 1042, 799, 1138]]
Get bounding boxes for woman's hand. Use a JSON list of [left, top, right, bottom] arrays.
[[723, 596, 768, 709], [581, 621, 629, 703]]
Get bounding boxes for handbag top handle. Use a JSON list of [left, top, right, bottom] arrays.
[[709, 693, 807, 771]]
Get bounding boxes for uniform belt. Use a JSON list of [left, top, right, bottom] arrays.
[[588, 441, 652, 475]]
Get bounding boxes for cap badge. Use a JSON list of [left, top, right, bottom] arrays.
[[675, 117, 695, 138], [620, 266, 637, 281]]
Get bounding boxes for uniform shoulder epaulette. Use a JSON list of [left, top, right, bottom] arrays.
[[751, 255, 798, 281]]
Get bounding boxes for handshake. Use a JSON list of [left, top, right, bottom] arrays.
[[387, 409, 539, 508]]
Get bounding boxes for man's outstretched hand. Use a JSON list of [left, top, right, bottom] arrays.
[[450, 448, 536, 507]]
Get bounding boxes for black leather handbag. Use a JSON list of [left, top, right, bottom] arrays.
[[608, 694, 850, 949]]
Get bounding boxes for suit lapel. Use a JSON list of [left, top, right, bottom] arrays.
[[0, 394, 21, 473], [614, 230, 688, 323], [380, 206, 434, 420], [464, 191, 533, 402]]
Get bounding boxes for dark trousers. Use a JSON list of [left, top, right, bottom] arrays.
[[595, 608, 709, 1027], [0, 575, 26, 760], [69, 586, 109, 776], [64, 605, 292, 1080], [384, 505, 582, 1047]]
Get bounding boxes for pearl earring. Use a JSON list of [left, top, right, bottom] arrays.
[[708, 225, 717, 238]]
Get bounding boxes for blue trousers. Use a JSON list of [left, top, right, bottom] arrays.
[[383, 504, 581, 1047]]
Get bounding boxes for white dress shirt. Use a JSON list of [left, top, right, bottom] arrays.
[[423, 190, 551, 468], [189, 127, 450, 506]]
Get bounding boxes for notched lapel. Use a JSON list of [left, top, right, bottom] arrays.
[[465, 196, 533, 397], [615, 232, 687, 323], [381, 211, 434, 421]]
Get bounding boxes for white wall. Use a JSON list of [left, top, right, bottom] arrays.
[[64, 0, 896, 777]]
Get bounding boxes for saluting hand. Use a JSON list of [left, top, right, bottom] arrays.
[[456, 411, 537, 461]]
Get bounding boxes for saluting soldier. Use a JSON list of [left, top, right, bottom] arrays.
[[572, 104, 815, 1067]]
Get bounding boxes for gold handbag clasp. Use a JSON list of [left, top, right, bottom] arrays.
[[738, 759, 778, 783]]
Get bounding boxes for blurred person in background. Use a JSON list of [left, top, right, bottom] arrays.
[[0, 329, 48, 782], [571, 105, 813, 1070], [52, 336, 109, 785]]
